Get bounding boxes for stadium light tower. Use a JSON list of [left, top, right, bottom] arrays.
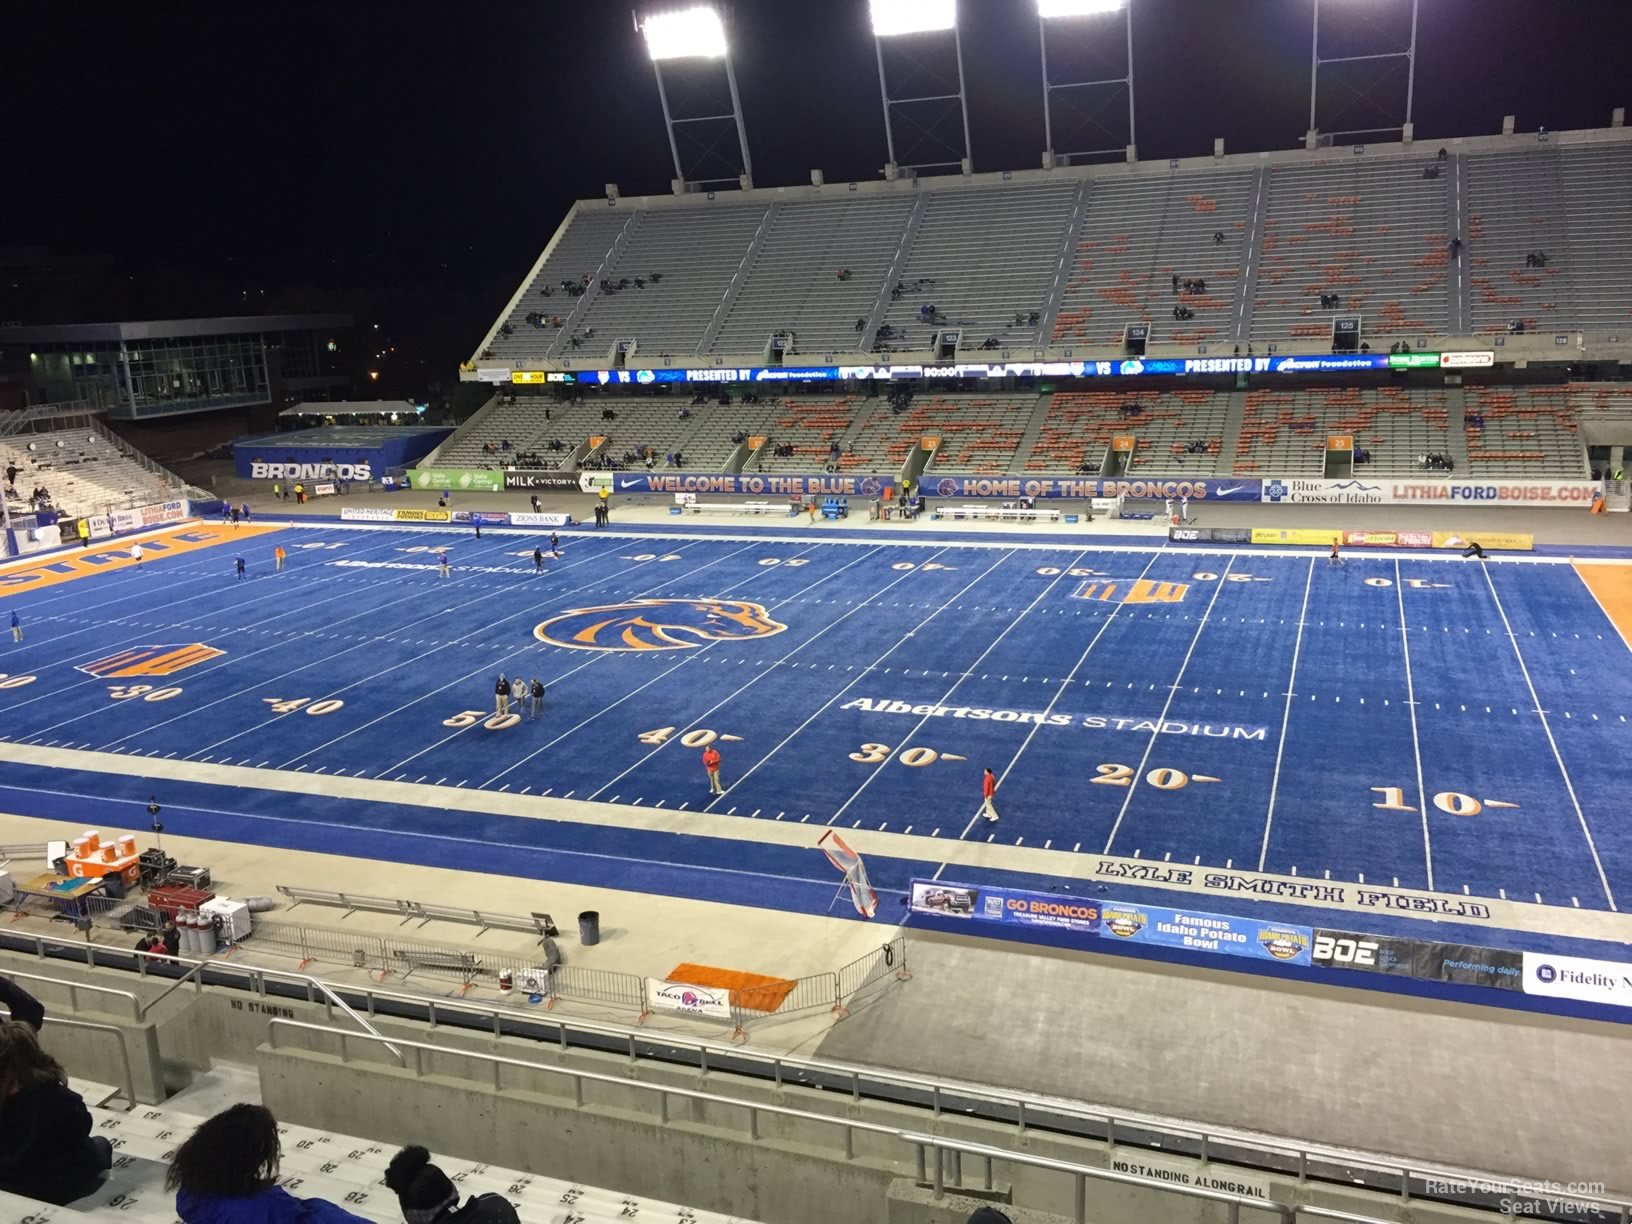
[[1037, 0, 1135, 167], [1307, 0, 1420, 145], [637, 6, 756, 191], [869, 0, 973, 177]]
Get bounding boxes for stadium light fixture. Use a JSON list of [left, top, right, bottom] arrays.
[[641, 5, 728, 60], [1038, 0, 1125, 16], [869, 0, 957, 38]]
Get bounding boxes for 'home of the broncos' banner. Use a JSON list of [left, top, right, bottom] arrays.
[[841, 698, 1267, 740]]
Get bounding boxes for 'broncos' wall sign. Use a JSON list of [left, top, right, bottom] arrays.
[[533, 598, 787, 652]]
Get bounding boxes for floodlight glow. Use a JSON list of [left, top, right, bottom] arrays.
[[642, 6, 727, 60], [1038, 0, 1125, 16], [870, 0, 957, 38]]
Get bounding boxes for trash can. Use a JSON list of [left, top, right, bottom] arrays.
[[578, 910, 601, 946]]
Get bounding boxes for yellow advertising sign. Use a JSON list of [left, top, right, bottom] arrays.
[[1430, 531, 1534, 552], [511, 371, 547, 384], [391, 509, 452, 523], [1250, 528, 1341, 546]]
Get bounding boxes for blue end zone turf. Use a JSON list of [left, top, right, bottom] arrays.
[[3, 522, 1630, 1008]]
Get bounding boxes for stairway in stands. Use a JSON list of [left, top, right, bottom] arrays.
[[8, 1080, 754, 1224]]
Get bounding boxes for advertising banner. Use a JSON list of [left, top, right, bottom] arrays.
[[907, 880, 1102, 936], [407, 469, 505, 494], [644, 978, 733, 1021], [1521, 952, 1632, 1008], [1414, 943, 1523, 991], [909, 881, 1310, 964], [492, 350, 1495, 387], [1430, 531, 1534, 552], [502, 472, 582, 492], [1098, 902, 1312, 965], [927, 476, 1261, 502], [312, 482, 336, 497], [339, 507, 452, 524], [1341, 530, 1434, 548], [1310, 930, 1420, 977], [509, 512, 574, 528], [1168, 527, 1252, 544], [108, 500, 189, 534], [1392, 480, 1600, 505], [1250, 527, 1341, 546], [1261, 478, 1390, 506], [611, 472, 895, 498], [1261, 478, 1598, 507], [86, 516, 113, 540]]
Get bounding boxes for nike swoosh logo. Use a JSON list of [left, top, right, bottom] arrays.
[[1214, 485, 1245, 496]]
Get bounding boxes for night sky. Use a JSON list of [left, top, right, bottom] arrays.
[[5, 0, 1628, 395]]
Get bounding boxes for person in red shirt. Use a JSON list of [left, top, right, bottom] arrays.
[[980, 767, 999, 822], [703, 745, 723, 795]]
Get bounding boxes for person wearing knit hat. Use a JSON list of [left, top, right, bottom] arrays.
[[383, 1146, 518, 1224]]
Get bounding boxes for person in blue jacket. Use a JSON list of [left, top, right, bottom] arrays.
[[167, 1103, 369, 1223]]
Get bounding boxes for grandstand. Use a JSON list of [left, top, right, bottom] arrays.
[[474, 126, 1632, 375], [1, 422, 189, 518], [1233, 385, 1451, 476], [1022, 388, 1227, 474], [1463, 384, 1589, 478], [1051, 168, 1254, 348]]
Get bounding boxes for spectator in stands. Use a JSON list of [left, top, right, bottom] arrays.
[[1171, 274, 1179, 294], [966, 1210, 1013, 1224], [0, 1020, 113, 1206], [0, 979, 43, 1031], [1437, 146, 1448, 161], [1449, 236, 1462, 259], [1213, 230, 1224, 244], [836, 268, 852, 281], [168, 1103, 369, 1224], [385, 1144, 518, 1224]]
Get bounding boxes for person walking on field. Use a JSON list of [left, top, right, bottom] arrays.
[[494, 675, 510, 717], [533, 547, 544, 573], [703, 744, 724, 795], [1329, 540, 1345, 567], [438, 549, 450, 578], [9, 611, 19, 643], [274, 545, 286, 571], [550, 532, 560, 558], [980, 767, 1000, 822], [1179, 493, 1190, 522], [130, 542, 143, 567], [234, 556, 246, 581]]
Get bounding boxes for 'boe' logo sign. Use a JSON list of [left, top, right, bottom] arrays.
[[250, 461, 372, 481], [1312, 934, 1378, 966]]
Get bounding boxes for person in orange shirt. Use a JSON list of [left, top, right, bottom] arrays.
[[702, 745, 723, 795], [980, 767, 999, 822], [274, 545, 287, 571]]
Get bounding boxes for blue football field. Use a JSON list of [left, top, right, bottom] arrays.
[[2, 520, 1630, 949]]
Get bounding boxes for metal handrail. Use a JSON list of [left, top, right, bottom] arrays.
[[3, 1011, 137, 1112], [263, 1020, 1391, 1224], [134, 952, 404, 1066], [905, 1132, 1306, 1224], [0, 968, 142, 1020], [9, 929, 1628, 1215]]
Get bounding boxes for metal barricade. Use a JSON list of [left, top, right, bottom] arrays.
[[835, 935, 912, 1015], [548, 964, 646, 1017]]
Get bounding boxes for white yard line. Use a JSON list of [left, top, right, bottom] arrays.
[[706, 549, 1022, 805], [826, 548, 1094, 825], [1479, 561, 1617, 911], [1256, 557, 1316, 872], [1101, 556, 1235, 854], [1393, 559, 1435, 891]]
